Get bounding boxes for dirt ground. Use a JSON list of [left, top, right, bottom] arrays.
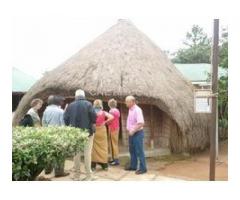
[[116, 140, 228, 181], [39, 140, 228, 181], [147, 140, 228, 181]]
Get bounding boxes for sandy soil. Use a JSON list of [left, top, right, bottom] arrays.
[[151, 140, 228, 181]]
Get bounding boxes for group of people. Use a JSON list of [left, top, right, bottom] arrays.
[[21, 89, 147, 181]]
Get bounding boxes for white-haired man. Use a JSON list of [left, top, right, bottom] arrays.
[[125, 96, 147, 174], [43, 95, 68, 177], [64, 89, 96, 180]]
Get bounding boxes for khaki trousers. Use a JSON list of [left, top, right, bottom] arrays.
[[73, 135, 94, 178]]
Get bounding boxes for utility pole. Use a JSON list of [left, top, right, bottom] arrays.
[[209, 19, 219, 181]]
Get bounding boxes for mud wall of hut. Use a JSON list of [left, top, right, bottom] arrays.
[[27, 96, 184, 153], [119, 103, 182, 151]]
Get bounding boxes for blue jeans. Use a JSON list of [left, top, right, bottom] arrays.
[[128, 130, 147, 171]]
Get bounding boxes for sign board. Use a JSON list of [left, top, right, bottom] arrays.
[[194, 89, 212, 113]]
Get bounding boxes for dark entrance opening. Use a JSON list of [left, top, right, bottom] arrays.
[[12, 92, 25, 112]]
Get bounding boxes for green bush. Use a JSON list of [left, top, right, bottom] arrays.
[[12, 126, 89, 181]]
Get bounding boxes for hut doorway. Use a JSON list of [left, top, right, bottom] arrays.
[[12, 92, 25, 112]]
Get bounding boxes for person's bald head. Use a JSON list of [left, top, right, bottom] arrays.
[[125, 95, 136, 108]]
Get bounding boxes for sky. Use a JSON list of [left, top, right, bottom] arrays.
[[12, 16, 227, 79]]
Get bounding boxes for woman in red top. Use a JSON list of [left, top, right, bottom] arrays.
[[91, 99, 113, 171], [107, 99, 121, 166]]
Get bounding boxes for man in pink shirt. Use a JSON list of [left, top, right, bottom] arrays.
[[125, 96, 147, 174]]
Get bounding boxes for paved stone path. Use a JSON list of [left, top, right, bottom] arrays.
[[39, 160, 184, 181]]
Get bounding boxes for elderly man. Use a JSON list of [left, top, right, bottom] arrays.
[[42, 95, 65, 127], [64, 89, 96, 181], [125, 96, 147, 174]]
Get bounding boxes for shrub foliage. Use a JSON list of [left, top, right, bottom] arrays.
[[12, 126, 89, 181]]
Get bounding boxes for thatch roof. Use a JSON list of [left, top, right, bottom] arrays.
[[13, 19, 209, 152]]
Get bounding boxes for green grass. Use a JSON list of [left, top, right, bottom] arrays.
[[119, 156, 130, 167], [150, 154, 191, 162]]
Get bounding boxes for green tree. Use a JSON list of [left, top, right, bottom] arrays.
[[172, 25, 211, 63], [218, 28, 228, 139], [219, 28, 228, 69], [172, 25, 228, 139]]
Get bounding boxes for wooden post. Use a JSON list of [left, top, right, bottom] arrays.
[[150, 105, 154, 149], [120, 103, 127, 146], [209, 19, 219, 181]]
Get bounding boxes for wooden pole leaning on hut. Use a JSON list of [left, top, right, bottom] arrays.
[[150, 105, 154, 149], [209, 19, 219, 181]]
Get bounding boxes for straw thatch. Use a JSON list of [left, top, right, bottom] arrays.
[[13, 19, 210, 152]]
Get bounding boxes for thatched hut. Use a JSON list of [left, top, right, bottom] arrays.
[[13, 19, 210, 153]]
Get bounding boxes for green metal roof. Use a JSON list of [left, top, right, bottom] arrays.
[[174, 63, 227, 82], [12, 67, 37, 92]]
